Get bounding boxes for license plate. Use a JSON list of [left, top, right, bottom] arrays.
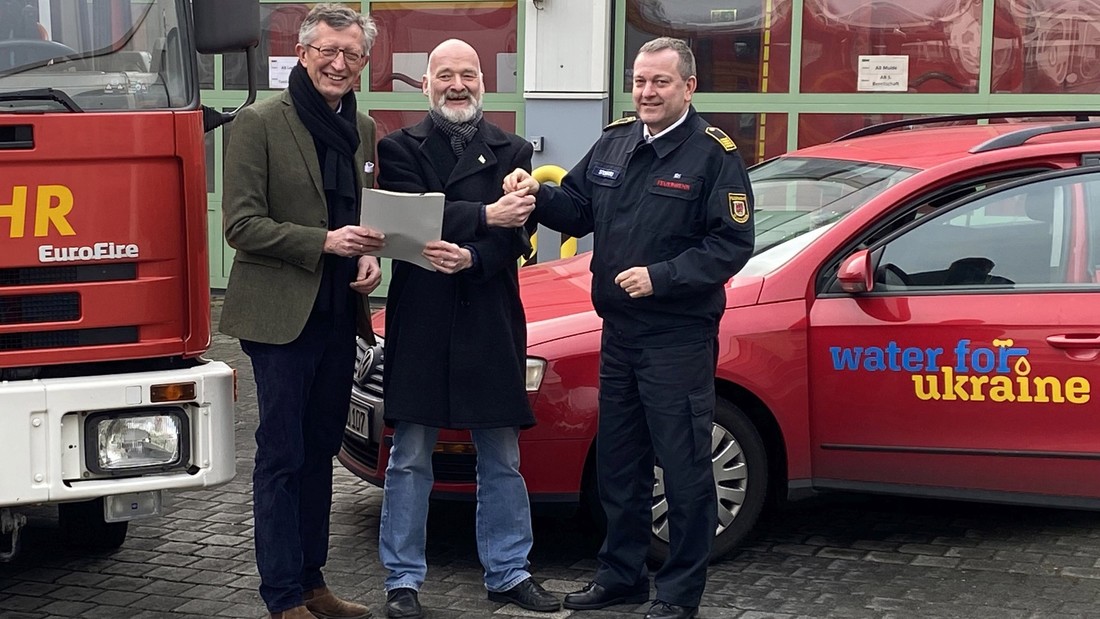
[[347, 402, 374, 442]]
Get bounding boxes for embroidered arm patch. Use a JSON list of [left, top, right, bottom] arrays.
[[728, 193, 750, 224]]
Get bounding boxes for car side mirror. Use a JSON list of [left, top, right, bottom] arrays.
[[837, 249, 874, 293]]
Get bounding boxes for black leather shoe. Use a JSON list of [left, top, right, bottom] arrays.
[[645, 600, 698, 619], [487, 577, 561, 612], [385, 588, 422, 619], [563, 581, 649, 610]]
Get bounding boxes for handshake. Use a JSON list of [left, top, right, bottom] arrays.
[[487, 168, 543, 228]]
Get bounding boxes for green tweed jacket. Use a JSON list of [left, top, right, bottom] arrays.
[[219, 90, 376, 345]]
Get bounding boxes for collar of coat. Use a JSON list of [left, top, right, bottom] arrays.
[[618, 105, 700, 160], [404, 114, 513, 147]]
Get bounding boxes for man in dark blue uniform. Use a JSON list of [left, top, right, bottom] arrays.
[[504, 37, 754, 619]]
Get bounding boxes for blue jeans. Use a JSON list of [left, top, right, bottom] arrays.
[[379, 421, 533, 592], [242, 309, 356, 613]]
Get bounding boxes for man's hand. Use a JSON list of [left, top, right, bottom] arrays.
[[485, 188, 535, 228], [423, 240, 472, 274], [614, 266, 653, 298], [325, 225, 385, 257], [350, 255, 382, 294], [503, 168, 540, 195]]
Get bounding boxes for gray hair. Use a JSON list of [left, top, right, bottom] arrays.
[[299, 4, 378, 55], [637, 37, 695, 81]]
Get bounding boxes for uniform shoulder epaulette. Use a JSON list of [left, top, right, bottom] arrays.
[[704, 126, 737, 152], [604, 116, 637, 131]]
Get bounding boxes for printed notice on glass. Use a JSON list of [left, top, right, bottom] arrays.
[[360, 188, 445, 271], [857, 55, 909, 92], [268, 56, 297, 89]]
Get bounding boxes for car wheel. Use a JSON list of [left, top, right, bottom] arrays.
[[649, 397, 769, 563], [58, 498, 128, 550]]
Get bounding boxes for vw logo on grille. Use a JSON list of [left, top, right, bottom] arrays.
[[355, 347, 375, 386]]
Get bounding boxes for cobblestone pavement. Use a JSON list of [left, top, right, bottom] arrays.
[[3, 300, 1100, 619]]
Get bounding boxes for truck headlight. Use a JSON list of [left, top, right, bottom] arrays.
[[526, 357, 546, 393], [84, 408, 190, 475]]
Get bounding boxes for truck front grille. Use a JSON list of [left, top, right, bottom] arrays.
[[0, 292, 80, 324], [0, 263, 136, 286], [0, 326, 137, 351]]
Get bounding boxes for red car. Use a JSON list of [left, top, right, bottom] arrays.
[[340, 112, 1100, 561]]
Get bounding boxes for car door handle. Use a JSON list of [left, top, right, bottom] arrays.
[[1046, 334, 1100, 349]]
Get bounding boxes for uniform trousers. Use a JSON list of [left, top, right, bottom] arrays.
[[592, 332, 718, 607]]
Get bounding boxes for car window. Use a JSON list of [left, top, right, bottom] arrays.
[[874, 171, 1100, 291], [749, 157, 915, 254]]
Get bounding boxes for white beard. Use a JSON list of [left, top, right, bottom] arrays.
[[433, 92, 482, 123]]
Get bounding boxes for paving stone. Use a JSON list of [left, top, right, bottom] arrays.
[[1, 298, 1099, 618]]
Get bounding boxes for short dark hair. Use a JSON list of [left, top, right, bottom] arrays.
[[299, 4, 378, 54], [637, 37, 695, 81]]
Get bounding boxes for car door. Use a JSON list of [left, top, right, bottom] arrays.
[[807, 167, 1100, 505]]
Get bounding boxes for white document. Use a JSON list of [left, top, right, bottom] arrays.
[[360, 188, 444, 271]]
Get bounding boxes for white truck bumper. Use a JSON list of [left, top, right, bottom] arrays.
[[0, 359, 236, 507]]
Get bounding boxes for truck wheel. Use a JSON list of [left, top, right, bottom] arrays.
[[649, 398, 769, 563], [58, 498, 128, 550]]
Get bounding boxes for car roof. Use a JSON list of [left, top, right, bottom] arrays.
[[791, 122, 1100, 170]]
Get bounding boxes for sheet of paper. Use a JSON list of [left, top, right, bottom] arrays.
[[360, 188, 445, 271]]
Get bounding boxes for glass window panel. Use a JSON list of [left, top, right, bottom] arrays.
[[877, 176, 1100, 289], [623, 0, 792, 93], [198, 54, 214, 90], [205, 131, 215, 194], [992, 0, 1100, 94], [797, 113, 911, 148], [800, 0, 982, 94], [370, 109, 516, 143], [223, 2, 362, 91], [369, 2, 518, 93], [698, 112, 787, 166]]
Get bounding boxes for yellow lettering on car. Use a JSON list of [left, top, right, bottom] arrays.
[[1, 184, 76, 238]]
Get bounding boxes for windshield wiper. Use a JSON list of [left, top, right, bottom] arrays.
[[0, 88, 83, 112]]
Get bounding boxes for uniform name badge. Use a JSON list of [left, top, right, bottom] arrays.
[[729, 193, 750, 224]]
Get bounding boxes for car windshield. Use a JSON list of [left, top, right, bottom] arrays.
[[0, 0, 191, 111], [749, 157, 915, 255]]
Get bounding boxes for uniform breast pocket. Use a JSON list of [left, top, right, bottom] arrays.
[[642, 173, 704, 232], [587, 161, 626, 222]]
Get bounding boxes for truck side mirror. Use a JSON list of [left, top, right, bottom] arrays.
[[192, 0, 260, 54], [192, 0, 261, 131]]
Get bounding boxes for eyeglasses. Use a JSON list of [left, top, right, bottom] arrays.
[[305, 43, 366, 64]]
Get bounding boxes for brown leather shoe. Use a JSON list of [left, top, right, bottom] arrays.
[[303, 586, 373, 619], [269, 606, 318, 619]]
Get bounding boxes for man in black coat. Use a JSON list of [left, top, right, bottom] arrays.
[[374, 39, 559, 619]]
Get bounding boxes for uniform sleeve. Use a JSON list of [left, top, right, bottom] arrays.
[[376, 135, 482, 244], [533, 144, 597, 238], [222, 105, 327, 273], [461, 141, 535, 283], [647, 147, 755, 297]]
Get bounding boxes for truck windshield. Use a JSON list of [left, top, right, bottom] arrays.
[[0, 0, 191, 111]]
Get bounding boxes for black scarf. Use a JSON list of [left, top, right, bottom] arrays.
[[429, 108, 482, 156], [289, 62, 360, 317], [289, 62, 360, 209]]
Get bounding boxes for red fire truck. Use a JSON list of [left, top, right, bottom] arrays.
[[0, 0, 258, 559]]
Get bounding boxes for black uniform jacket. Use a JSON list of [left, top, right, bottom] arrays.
[[536, 107, 755, 348], [378, 116, 536, 429]]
